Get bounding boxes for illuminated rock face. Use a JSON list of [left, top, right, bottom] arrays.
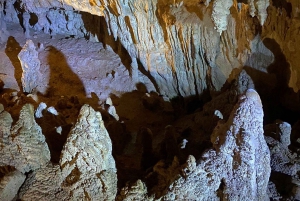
[[0, 104, 50, 173], [0, 170, 26, 201], [160, 90, 271, 200], [60, 104, 117, 200], [18, 40, 42, 93], [19, 105, 118, 200], [5, 0, 300, 98]]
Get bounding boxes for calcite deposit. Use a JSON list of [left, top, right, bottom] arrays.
[[0, 104, 50, 173], [19, 104, 118, 200], [158, 89, 271, 200], [18, 40, 42, 93], [0, 0, 300, 200]]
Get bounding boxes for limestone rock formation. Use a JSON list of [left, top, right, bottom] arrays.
[[60, 104, 117, 200], [18, 40, 42, 93], [0, 170, 26, 201], [264, 121, 300, 199], [212, 0, 233, 34], [0, 7, 9, 44], [265, 121, 299, 176], [19, 164, 68, 200], [247, 0, 269, 25], [106, 97, 119, 121], [0, 104, 50, 173], [116, 180, 154, 201], [160, 89, 270, 200], [232, 69, 255, 95], [20, 104, 118, 200]]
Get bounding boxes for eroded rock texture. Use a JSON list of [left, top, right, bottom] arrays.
[[116, 180, 154, 201], [19, 104, 118, 200], [154, 89, 271, 200], [3, 0, 299, 100], [60, 104, 117, 200], [18, 40, 42, 93], [0, 170, 26, 201], [0, 104, 50, 173], [19, 164, 68, 200]]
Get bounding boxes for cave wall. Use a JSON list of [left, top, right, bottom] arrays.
[[4, 0, 300, 98]]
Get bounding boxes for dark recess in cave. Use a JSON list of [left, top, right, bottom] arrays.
[[244, 38, 300, 125]]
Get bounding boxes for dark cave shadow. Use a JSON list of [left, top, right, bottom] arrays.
[[38, 46, 87, 163], [106, 82, 212, 193], [271, 0, 292, 18], [45, 46, 86, 98], [104, 82, 182, 191], [106, 85, 174, 189], [243, 38, 300, 125], [5, 36, 22, 92], [80, 12, 161, 93], [80, 12, 132, 74]]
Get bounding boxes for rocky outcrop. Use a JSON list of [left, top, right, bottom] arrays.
[[157, 89, 271, 200], [3, 0, 300, 99], [60, 104, 117, 200], [0, 104, 50, 173], [0, 170, 26, 201], [116, 180, 154, 201], [19, 104, 118, 200], [265, 121, 299, 176], [18, 40, 42, 93], [19, 164, 68, 200]]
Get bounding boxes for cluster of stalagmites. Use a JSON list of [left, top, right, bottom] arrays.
[[0, 70, 299, 200], [0, 102, 117, 200]]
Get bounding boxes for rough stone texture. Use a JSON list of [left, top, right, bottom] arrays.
[[159, 89, 270, 200], [212, 0, 233, 34], [116, 180, 154, 201], [4, 0, 300, 99], [0, 170, 26, 201], [18, 40, 42, 93], [7, 0, 266, 98], [265, 121, 299, 176], [20, 104, 118, 200], [21, 0, 103, 16], [0, 7, 9, 44], [60, 104, 117, 200], [19, 164, 68, 200], [267, 181, 282, 201], [232, 69, 255, 95], [0, 104, 50, 173]]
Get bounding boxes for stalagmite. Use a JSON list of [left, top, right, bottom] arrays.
[[18, 40, 41, 93], [60, 104, 117, 200], [161, 89, 271, 200], [0, 104, 50, 173]]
